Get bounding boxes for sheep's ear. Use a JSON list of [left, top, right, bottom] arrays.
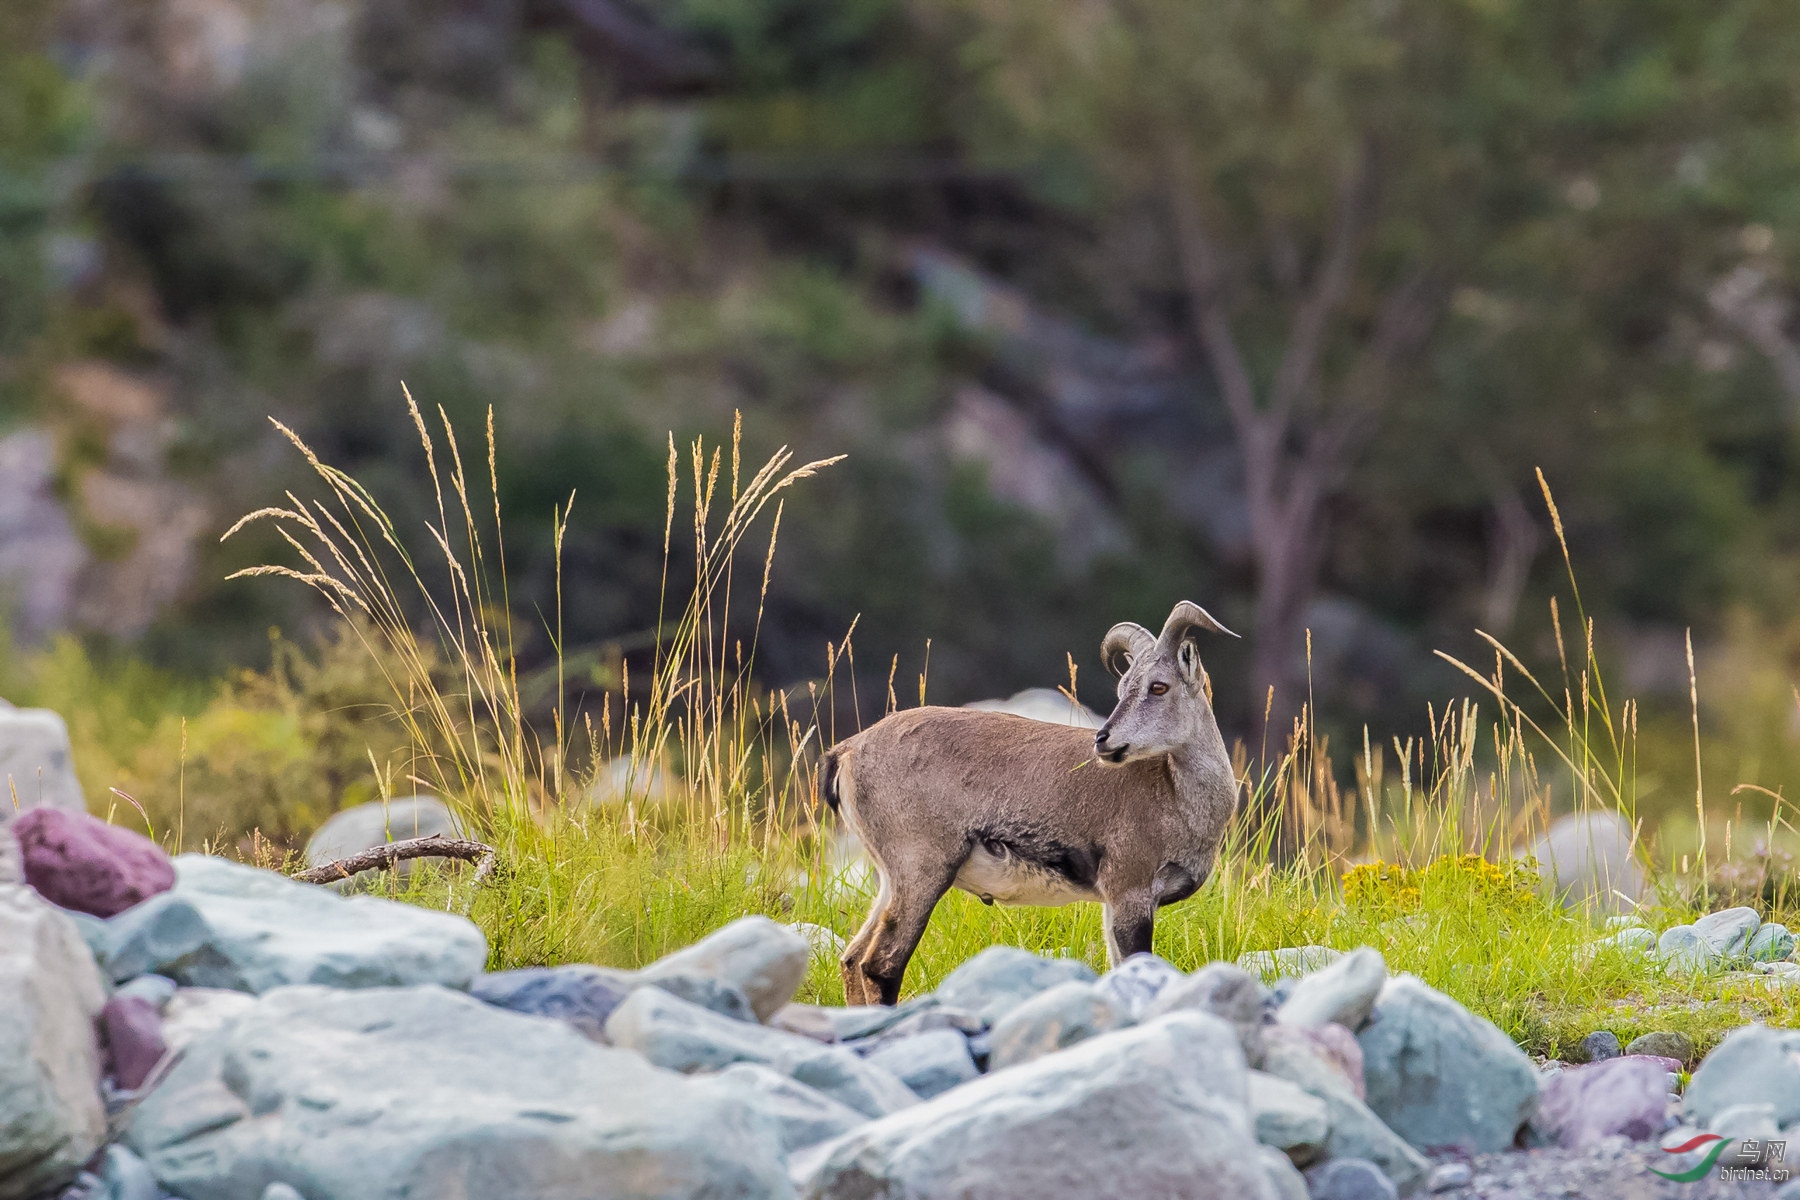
[[1101, 622, 1154, 676]]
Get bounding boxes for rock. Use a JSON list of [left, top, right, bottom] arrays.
[[1357, 974, 1539, 1153], [1265, 1022, 1366, 1100], [127, 984, 794, 1200], [1577, 1030, 1621, 1063], [605, 985, 916, 1118], [1240, 946, 1345, 980], [864, 1029, 980, 1098], [114, 973, 177, 1013], [158, 987, 254, 1056], [711, 1062, 869, 1153], [962, 687, 1105, 728], [1693, 906, 1761, 960], [1277, 946, 1386, 1033], [99, 854, 487, 992], [795, 1012, 1280, 1200], [852, 1004, 984, 1054], [987, 980, 1125, 1070], [1304, 1158, 1398, 1200], [1528, 1056, 1669, 1148], [1260, 1023, 1424, 1192], [1247, 1069, 1330, 1165], [1625, 1030, 1694, 1064], [469, 965, 634, 1039], [1257, 1145, 1309, 1200], [14, 808, 174, 918], [637, 914, 809, 1021], [1427, 1161, 1472, 1192], [1751, 922, 1796, 962], [1094, 951, 1183, 1019], [932, 945, 1098, 1026], [0, 886, 107, 1200], [1708, 1101, 1781, 1139], [1683, 1024, 1800, 1127], [260, 1187, 304, 1200], [100, 994, 166, 1090], [1594, 926, 1657, 955], [769, 1004, 841, 1043], [0, 708, 85, 822], [809, 996, 940, 1042], [1657, 924, 1709, 971], [1147, 961, 1273, 1065], [1526, 810, 1646, 913], [301, 796, 462, 885], [790, 921, 846, 960], [96, 1143, 161, 1200]]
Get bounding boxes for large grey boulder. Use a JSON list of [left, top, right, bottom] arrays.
[[863, 1029, 979, 1099], [1357, 974, 1539, 1153], [1248, 1069, 1330, 1165], [0, 887, 108, 1200], [1278, 946, 1386, 1032], [301, 796, 462, 886], [711, 1063, 870, 1154], [987, 981, 1125, 1070], [1526, 810, 1645, 913], [1261, 1023, 1425, 1193], [796, 1012, 1280, 1200], [0, 708, 85, 822], [932, 946, 1097, 1026], [98, 855, 487, 992], [1683, 1025, 1800, 1128], [606, 986, 917, 1118], [126, 984, 794, 1200], [637, 915, 810, 1022], [962, 687, 1104, 729], [1146, 961, 1272, 1066]]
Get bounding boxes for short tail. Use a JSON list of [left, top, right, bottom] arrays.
[[819, 749, 844, 814]]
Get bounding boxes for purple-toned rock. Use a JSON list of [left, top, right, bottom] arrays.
[[100, 994, 167, 1091], [1530, 1056, 1669, 1149], [1265, 1021, 1366, 1100], [16, 807, 174, 918], [1626, 1053, 1683, 1076]]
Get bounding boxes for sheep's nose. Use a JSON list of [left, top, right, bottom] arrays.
[[1094, 726, 1110, 748]]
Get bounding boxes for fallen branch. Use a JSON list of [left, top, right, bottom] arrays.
[[295, 833, 498, 885]]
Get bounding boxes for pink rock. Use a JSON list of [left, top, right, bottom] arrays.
[[1624, 1053, 1683, 1075], [100, 994, 167, 1090], [1532, 1055, 1669, 1149], [1266, 1021, 1366, 1099], [16, 807, 175, 918]]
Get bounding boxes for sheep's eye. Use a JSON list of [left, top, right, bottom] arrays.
[[1148, 681, 1169, 696]]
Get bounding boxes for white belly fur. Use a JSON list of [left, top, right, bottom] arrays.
[[953, 843, 1098, 906]]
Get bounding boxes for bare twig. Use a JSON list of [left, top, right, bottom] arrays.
[[295, 833, 498, 885]]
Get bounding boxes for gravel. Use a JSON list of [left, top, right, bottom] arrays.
[[1424, 1136, 1788, 1199]]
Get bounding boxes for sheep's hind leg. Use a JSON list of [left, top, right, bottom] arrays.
[[840, 871, 893, 1006], [859, 858, 961, 1006]]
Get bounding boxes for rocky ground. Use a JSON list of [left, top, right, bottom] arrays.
[[6, 728, 1800, 1199]]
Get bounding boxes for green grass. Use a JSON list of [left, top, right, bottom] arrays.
[[206, 399, 1800, 1066]]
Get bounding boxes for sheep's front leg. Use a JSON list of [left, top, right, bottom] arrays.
[[1102, 890, 1156, 966]]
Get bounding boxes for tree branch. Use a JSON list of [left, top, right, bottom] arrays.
[[1164, 141, 1260, 436], [295, 833, 498, 885], [1267, 143, 1378, 427]]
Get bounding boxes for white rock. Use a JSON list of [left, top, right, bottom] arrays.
[[796, 1012, 1280, 1200], [0, 886, 107, 1200], [962, 687, 1104, 728], [932, 945, 1097, 1026], [0, 708, 85, 821], [606, 986, 917, 1118], [159, 987, 256, 1055], [1260, 1028, 1425, 1192], [1684, 1024, 1800, 1128], [711, 1062, 870, 1153], [1693, 907, 1761, 961], [1094, 951, 1183, 1020], [1278, 946, 1386, 1032], [791, 922, 846, 961], [126, 984, 795, 1200], [1525, 811, 1646, 913], [638, 914, 810, 1022], [864, 1029, 980, 1099], [988, 980, 1126, 1070], [1248, 1069, 1331, 1165], [1240, 946, 1344, 978], [100, 855, 487, 992]]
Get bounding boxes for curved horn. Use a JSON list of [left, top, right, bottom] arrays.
[[1157, 600, 1239, 649], [1101, 622, 1155, 676]]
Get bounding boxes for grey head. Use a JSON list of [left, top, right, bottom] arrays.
[[1093, 601, 1237, 767]]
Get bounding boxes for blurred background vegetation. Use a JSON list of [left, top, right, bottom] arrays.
[[5, 0, 1800, 857]]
